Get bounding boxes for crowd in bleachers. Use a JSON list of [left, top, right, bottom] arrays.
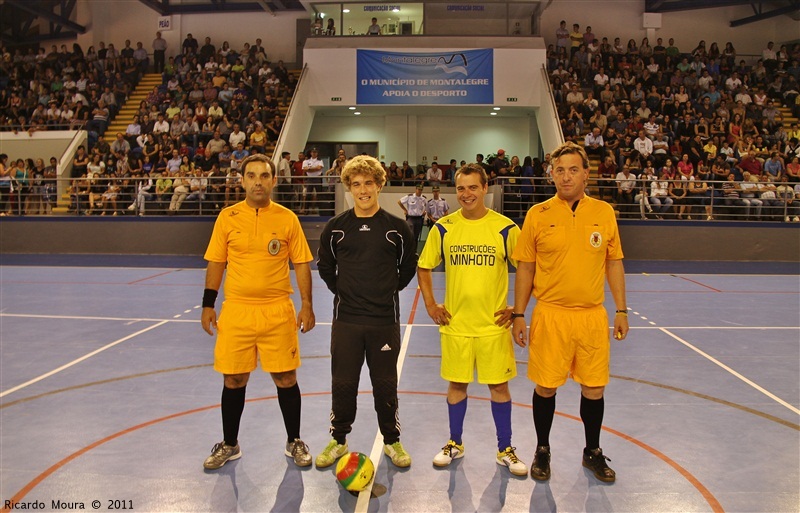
[[2, 26, 800, 220], [547, 23, 800, 221], [0, 41, 148, 134], [0, 33, 300, 215]]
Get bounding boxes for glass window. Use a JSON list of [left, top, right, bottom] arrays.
[[313, 4, 342, 36], [342, 3, 423, 36]]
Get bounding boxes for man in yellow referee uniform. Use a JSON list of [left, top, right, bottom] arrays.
[[511, 142, 629, 483], [200, 154, 316, 470], [418, 164, 528, 476]]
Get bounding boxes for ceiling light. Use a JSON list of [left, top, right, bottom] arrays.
[[349, 106, 356, 110], [493, 107, 501, 111], [319, 12, 325, 18], [343, 8, 350, 13], [392, 8, 400, 12], [354, 112, 361, 115], [490, 112, 497, 116]]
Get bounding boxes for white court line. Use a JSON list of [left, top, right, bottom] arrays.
[[0, 313, 197, 323], [356, 323, 414, 512], [659, 328, 800, 415], [0, 320, 169, 398]]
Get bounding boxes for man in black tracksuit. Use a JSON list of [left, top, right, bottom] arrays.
[[315, 155, 418, 469]]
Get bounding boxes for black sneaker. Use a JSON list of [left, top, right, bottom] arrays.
[[531, 445, 551, 481], [582, 448, 615, 483]]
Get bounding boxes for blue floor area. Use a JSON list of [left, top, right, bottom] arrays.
[[1, 266, 798, 513]]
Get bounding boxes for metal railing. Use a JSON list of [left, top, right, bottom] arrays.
[[490, 175, 799, 222], [1, 174, 796, 222], [0, 175, 340, 217]]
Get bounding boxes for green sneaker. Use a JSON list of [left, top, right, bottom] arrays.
[[315, 439, 348, 468], [383, 441, 412, 468], [203, 442, 242, 470]]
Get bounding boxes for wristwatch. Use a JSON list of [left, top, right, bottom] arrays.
[[510, 313, 525, 319]]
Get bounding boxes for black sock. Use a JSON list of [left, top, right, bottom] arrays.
[[580, 395, 604, 451], [277, 382, 301, 443], [532, 391, 556, 448], [221, 385, 246, 447]]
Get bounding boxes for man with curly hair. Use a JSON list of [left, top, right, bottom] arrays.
[[315, 155, 418, 469]]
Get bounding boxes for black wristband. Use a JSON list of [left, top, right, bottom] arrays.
[[510, 312, 525, 319], [202, 288, 218, 308]]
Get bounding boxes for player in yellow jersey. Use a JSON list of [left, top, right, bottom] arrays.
[[200, 154, 316, 470], [511, 142, 629, 483], [418, 164, 527, 476]]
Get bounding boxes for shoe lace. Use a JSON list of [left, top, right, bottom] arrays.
[[503, 447, 520, 463], [292, 440, 309, 457], [211, 442, 230, 459], [588, 450, 612, 466], [441, 441, 456, 455]]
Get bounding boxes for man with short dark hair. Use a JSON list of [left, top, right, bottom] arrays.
[[302, 148, 324, 214], [152, 32, 167, 73], [418, 164, 527, 476], [277, 151, 293, 208], [398, 183, 427, 244], [201, 154, 316, 470]]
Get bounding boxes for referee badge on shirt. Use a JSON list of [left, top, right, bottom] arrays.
[[589, 231, 602, 248], [268, 239, 281, 255]]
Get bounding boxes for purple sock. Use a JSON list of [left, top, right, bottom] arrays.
[[491, 400, 512, 451], [447, 397, 467, 445]]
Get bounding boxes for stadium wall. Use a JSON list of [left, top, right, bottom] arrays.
[[1, 218, 797, 263]]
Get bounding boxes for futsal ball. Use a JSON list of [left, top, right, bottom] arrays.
[[335, 452, 375, 492]]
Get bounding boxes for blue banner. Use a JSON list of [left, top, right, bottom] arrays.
[[357, 49, 493, 105]]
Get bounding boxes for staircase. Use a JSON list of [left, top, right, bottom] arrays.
[[105, 73, 164, 135]]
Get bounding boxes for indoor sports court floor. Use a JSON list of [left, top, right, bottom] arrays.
[[1, 258, 798, 513]]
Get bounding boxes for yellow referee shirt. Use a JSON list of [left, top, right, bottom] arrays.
[[512, 195, 623, 309], [418, 209, 520, 337], [204, 201, 313, 303]]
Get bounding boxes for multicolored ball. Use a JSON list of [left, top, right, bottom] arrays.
[[335, 452, 375, 492]]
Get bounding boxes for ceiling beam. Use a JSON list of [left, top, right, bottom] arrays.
[[137, 0, 168, 15], [648, 0, 755, 12], [646, 0, 667, 10], [730, 1, 800, 26], [255, 0, 275, 15], [5, 0, 87, 34], [167, 2, 267, 13]]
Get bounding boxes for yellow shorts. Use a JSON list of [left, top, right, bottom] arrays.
[[213, 298, 300, 375], [441, 332, 517, 385], [528, 303, 609, 388]]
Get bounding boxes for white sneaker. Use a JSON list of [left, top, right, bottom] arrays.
[[496, 446, 528, 476], [433, 440, 464, 467], [793, 216, 799, 222], [127, 203, 135, 211], [785, 216, 791, 222]]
